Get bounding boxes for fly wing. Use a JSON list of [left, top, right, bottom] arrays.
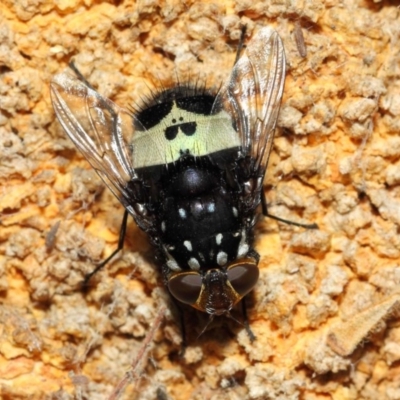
[[51, 72, 153, 230], [214, 27, 286, 180]]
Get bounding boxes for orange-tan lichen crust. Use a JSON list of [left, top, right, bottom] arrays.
[[1, 0, 400, 399]]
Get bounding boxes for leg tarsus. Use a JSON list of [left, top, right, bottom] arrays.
[[68, 61, 96, 90], [242, 297, 256, 342], [261, 190, 318, 230], [168, 294, 187, 357], [234, 25, 247, 66], [82, 210, 129, 290], [179, 309, 187, 358]]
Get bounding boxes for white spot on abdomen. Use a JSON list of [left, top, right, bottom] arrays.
[[164, 246, 180, 271], [217, 251, 228, 266], [188, 257, 201, 270], [237, 229, 249, 258], [167, 260, 181, 271], [237, 243, 249, 258]]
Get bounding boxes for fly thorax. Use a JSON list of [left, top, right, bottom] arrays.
[[132, 101, 240, 169]]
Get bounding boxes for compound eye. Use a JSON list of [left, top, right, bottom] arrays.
[[168, 272, 203, 305], [227, 260, 259, 297]]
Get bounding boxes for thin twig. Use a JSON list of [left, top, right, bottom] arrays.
[[108, 305, 167, 400]]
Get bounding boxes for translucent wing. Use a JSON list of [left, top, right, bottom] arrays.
[[214, 26, 286, 180], [50, 72, 152, 230]]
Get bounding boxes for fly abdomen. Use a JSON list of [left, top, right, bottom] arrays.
[[159, 175, 244, 271]]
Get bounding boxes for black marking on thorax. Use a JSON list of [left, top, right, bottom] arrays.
[[135, 87, 218, 131], [165, 121, 196, 140]]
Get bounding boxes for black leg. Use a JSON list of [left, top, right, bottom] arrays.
[[241, 297, 256, 342], [156, 387, 170, 400], [179, 311, 187, 357], [173, 299, 187, 357], [234, 25, 247, 66], [68, 61, 96, 90], [162, 264, 188, 355], [261, 190, 318, 229], [82, 210, 129, 289]]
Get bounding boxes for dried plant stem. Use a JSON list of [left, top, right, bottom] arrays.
[[108, 305, 167, 400]]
